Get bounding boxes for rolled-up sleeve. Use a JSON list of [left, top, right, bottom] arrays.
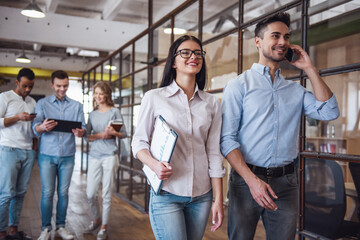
[[131, 92, 155, 158], [303, 92, 339, 121], [32, 99, 44, 137], [220, 78, 243, 157], [207, 98, 225, 178]]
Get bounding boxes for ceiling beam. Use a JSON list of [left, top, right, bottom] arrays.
[[0, 6, 144, 52], [102, 0, 124, 20]]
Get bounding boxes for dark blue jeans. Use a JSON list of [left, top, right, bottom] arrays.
[[227, 168, 298, 240]]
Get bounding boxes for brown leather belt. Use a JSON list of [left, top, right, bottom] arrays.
[[247, 162, 295, 178]]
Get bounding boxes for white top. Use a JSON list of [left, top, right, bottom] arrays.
[[0, 90, 36, 150], [132, 81, 225, 197]]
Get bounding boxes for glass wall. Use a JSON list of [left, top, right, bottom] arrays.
[[82, 0, 360, 232]]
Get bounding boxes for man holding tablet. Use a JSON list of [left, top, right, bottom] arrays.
[[33, 70, 85, 240]]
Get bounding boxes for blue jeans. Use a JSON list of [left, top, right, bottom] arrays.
[[38, 154, 74, 230], [149, 190, 212, 240], [228, 168, 298, 240], [0, 145, 36, 232]]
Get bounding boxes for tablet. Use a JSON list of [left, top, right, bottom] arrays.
[[49, 119, 82, 133]]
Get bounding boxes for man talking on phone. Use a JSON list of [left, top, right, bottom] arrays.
[[0, 68, 37, 240], [220, 12, 340, 239], [33, 70, 85, 240]]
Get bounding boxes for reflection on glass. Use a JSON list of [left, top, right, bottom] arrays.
[[202, 0, 238, 41], [112, 79, 121, 107], [174, 2, 198, 41], [154, 20, 171, 61], [134, 70, 148, 104], [309, 0, 360, 25], [203, 35, 237, 90], [121, 76, 132, 106], [122, 46, 132, 77], [153, 0, 185, 23], [305, 73, 360, 156], [152, 63, 165, 88], [243, 0, 294, 23], [135, 35, 149, 71]]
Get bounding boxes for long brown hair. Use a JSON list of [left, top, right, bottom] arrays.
[[92, 81, 114, 110]]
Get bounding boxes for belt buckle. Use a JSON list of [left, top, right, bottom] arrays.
[[266, 168, 273, 178]]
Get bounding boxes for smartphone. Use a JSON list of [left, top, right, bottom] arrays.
[[285, 48, 293, 62], [30, 113, 37, 116]]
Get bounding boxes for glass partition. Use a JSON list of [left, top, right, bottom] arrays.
[[152, 62, 165, 88], [121, 76, 132, 106], [135, 35, 149, 71], [153, 0, 185, 23], [134, 70, 148, 104], [174, 2, 198, 40], [202, 0, 238, 41], [203, 34, 238, 90], [305, 72, 360, 156], [153, 20, 171, 61], [121, 46, 133, 77]]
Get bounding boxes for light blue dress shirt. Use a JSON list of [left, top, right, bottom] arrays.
[[220, 63, 339, 167], [32, 94, 86, 157]]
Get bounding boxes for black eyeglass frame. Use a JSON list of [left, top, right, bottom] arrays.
[[174, 49, 206, 59]]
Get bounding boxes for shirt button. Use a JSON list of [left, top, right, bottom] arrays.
[[274, 105, 277, 108], [274, 120, 278, 124], [272, 154, 275, 157], [274, 137, 277, 140]]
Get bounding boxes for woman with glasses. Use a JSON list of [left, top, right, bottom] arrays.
[[84, 81, 127, 240], [132, 35, 225, 240]]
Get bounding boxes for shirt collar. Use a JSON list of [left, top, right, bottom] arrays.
[[50, 94, 69, 103], [251, 63, 281, 77], [164, 80, 204, 101]]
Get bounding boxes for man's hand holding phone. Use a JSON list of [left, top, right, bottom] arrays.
[[285, 45, 315, 71]]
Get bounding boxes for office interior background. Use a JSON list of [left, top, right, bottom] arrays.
[[0, 0, 360, 239]]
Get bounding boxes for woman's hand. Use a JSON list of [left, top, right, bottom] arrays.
[[152, 161, 173, 180], [105, 125, 117, 136], [211, 198, 224, 232]]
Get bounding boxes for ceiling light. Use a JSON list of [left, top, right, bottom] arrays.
[[16, 53, 31, 63], [164, 27, 187, 35], [78, 50, 99, 57], [105, 65, 117, 70], [21, 0, 45, 19]]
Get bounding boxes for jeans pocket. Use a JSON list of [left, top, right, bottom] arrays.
[[230, 169, 246, 186], [285, 173, 298, 187]]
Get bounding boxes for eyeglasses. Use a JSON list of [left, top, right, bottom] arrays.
[[174, 49, 206, 59]]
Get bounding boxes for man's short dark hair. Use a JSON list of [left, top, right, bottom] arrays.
[[17, 68, 35, 82], [51, 70, 69, 83], [255, 12, 290, 38]]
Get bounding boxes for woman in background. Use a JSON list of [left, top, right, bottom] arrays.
[[84, 81, 126, 240], [132, 35, 225, 240]]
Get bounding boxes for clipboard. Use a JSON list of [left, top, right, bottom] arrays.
[[49, 119, 82, 133], [143, 115, 178, 194]]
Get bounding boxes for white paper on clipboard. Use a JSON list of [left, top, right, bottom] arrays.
[[143, 115, 178, 194]]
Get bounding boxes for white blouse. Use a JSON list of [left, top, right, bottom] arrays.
[[132, 81, 225, 197]]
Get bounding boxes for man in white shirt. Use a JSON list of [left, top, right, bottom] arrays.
[[0, 68, 37, 240]]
